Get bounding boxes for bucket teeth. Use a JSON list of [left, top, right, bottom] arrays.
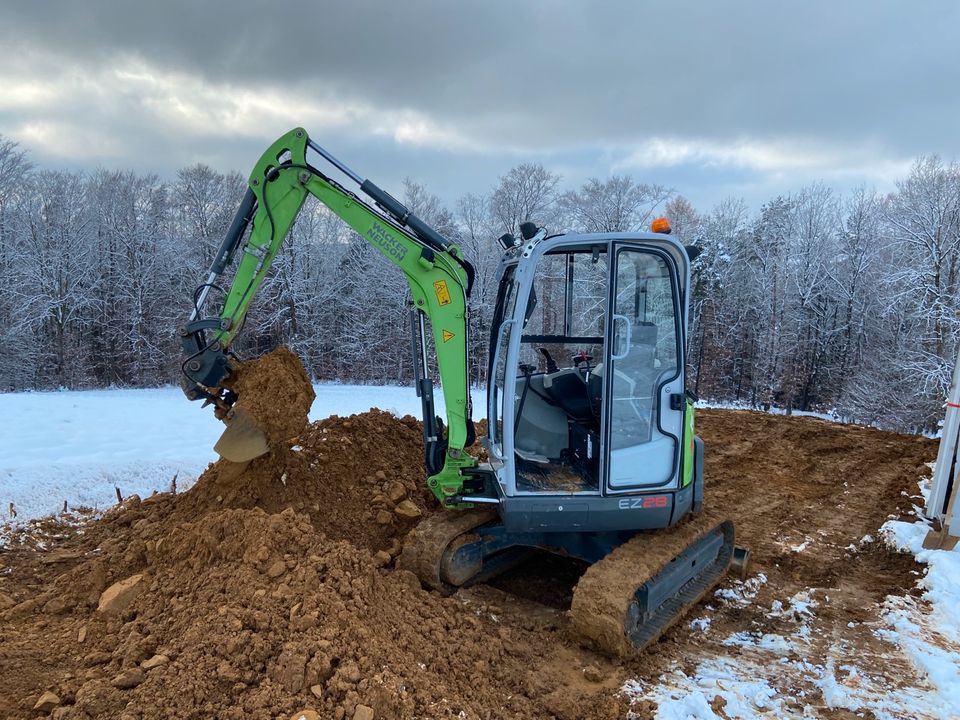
[[214, 407, 270, 462], [569, 513, 736, 657]]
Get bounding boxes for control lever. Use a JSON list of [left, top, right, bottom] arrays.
[[538, 347, 559, 373]]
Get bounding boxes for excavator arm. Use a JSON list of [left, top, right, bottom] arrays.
[[180, 128, 478, 504]]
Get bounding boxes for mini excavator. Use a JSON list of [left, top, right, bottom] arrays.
[[180, 128, 749, 656]]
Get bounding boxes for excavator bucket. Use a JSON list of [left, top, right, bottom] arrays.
[[214, 407, 270, 462]]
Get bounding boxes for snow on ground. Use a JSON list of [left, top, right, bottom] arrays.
[[623, 516, 960, 720], [697, 398, 844, 423], [0, 384, 485, 523], [880, 519, 960, 713]]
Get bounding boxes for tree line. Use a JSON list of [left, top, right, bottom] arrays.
[[0, 136, 957, 433]]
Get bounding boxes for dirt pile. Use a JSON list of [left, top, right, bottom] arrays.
[[45, 507, 622, 719], [176, 346, 435, 553], [0, 346, 942, 718], [172, 409, 436, 554], [2, 501, 628, 719], [0, 350, 626, 719]]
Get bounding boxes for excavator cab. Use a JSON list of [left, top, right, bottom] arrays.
[[404, 222, 740, 657], [485, 226, 700, 532]]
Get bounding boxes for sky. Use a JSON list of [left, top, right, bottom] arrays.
[[0, 1, 957, 211]]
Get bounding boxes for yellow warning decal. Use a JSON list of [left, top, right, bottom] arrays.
[[433, 280, 452, 306], [442, 329, 455, 343]]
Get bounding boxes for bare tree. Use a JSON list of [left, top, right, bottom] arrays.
[[877, 157, 960, 428], [490, 163, 560, 237], [0, 137, 34, 387], [10, 172, 98, 387], [455, 193, 503, 383], [560, 176, 672, 233]]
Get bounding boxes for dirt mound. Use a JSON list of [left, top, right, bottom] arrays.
[[50, 507, 622, 719], [0, 376, 941, 719], [697, 408, 935, 575], [172, 409, 435, 553], [0, 350, 626, 719], [0, 496, 625, 719], [180, 346, 436, 552]]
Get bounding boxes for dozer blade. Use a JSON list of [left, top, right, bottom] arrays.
[[214, 407, 270, 462], [569, 513, 735, 658]]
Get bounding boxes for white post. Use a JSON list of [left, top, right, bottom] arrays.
[[924, 348, 960, 550]]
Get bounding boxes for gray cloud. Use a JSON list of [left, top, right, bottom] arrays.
[[0, 1, 957, 208]]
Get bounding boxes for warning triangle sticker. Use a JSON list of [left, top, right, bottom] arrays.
[[442, 330, 455, 343]]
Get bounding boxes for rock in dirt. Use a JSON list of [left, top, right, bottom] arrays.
[[290, 710, 320, 720], [111, 667, 145, 689], [266, 559, 287, 578], [33, 690, 60, 712], [42, 596, 69, 615], [394, 500, 422, 520], [583, 664, 603, 683], [353, 705, 375, 720], [97, 574, 144, 614], [0, 591, 16, 610], [40, 549, 82, 564], [141, 654, 169, 670], [223, 347, 315, 447], [83, 651, 112, 666], [385, 481, 407, 503]]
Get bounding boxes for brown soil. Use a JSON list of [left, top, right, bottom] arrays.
[[0, 351, 940, 719], [222, 347, 316, 447]]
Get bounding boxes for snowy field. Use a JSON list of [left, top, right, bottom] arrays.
[[0, 383, 484, 522], [696, 398, 845, 424], [0, 387, 847, 524]]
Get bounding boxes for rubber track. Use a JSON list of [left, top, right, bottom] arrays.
[[397, 509, 496, 593], [569, 512, 735, 657]]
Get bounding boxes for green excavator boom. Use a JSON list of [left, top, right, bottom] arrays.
[[180, 128, 477, 504]]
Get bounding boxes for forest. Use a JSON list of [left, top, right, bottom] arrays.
[[1, 135, 958, 433]]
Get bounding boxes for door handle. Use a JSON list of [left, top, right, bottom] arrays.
[[488, 319, 517, 443], [611, 314, 633, 360]]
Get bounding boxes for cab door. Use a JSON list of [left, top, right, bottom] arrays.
[[602, 245, 684, 491]]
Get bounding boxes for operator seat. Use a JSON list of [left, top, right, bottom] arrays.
[[543, 368, 593, 423]]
